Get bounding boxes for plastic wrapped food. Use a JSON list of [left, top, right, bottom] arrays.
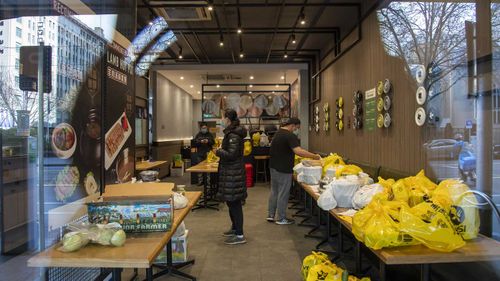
[[58, 222, 127, 252]]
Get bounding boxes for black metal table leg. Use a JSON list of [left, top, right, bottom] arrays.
[[146, 268, 153, 281], [112, 268, 122, 281], [379, 261, 386, 281], [192, 173, 219, 211], [148, 240, 197, 281], [355, 240, 361, 274], [420, 264, 430, 281]]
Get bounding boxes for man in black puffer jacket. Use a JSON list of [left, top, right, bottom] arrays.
[[215, 109, 247, 245]]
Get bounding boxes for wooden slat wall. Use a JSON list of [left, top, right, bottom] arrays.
[[310, 11, 429, 177]]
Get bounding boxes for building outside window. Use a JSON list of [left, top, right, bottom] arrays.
[[16, 27, 21, 37]]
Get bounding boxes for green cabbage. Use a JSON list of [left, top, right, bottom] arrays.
[[110, 230, 126, 246]]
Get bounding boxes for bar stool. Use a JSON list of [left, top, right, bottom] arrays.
[[254, 155, 270, 182]]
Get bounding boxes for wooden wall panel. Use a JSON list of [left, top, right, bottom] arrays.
[[310, 11, 429, 177]]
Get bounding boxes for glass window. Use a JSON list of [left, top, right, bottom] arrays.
[[14, 75, 19, 85], [0, 21, 4, 26], [16, 17, 21, 23], [0, 30, 3, 35], [16, 27, 22, 37], [15, 58, 19, 70], [0, 40, 3, 45], [15, 42, 20, 53]]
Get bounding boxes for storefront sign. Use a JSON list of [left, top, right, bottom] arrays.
[[364, 88, 376, 131], [465, 120, 473, 129]]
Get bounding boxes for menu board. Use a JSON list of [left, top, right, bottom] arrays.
[[104, 42, 135, 185], [364, 88, 377, 131]]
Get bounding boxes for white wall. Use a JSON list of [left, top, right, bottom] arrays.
[[153, 72, 193, 142], [192, 99, 202, 133]]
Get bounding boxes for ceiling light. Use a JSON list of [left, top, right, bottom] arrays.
[[219, 34, 224, 47], [190, 85, 194, 88], [275, 84, 279, 88], [300, 13, 306, 25], [219, 41, 224, 47], [239, 52, 244, 58], [148, 21, 153, 26], [249, 84, 253, 88], [237, 28, 242, 34], [208, 5, 213, 11], [291, 34, 296, 44], [272, 91, 275, 94], [249, 76, 254, 80], [249, 91, 252, 94], [180, 76, 184, 80], [280, 76, 285, 80], [284, 53, 288, 59], [197, 91, 201, 94], [178, 47, 183, 59], [216, 84, 220, 88]]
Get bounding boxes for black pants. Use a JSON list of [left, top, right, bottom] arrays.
[[226, 200, 244, 236]]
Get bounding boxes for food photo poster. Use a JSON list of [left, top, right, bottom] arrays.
[[104, 42, 135, 186]]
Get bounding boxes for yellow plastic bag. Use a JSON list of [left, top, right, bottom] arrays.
[[335, 164, 362, 178], [206, 150, 219, 163], [243, 140, 252, 156], [352, 200, 418, 250], [432, 180, 479, 240], [321, 153, 345, 176], [391, 179, 409, 204], [307, 260, 344, 281], [403, 170, 437, 196], [302, 251, 329, 280], [252, 132, 260, 147], [399, 202, 466, 252]]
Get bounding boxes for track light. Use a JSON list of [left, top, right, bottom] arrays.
[[216, 84, 220, 88], [249, 84, 253, 88], [249, 76, 254, 80], [219, 35, 224, 47], [178, 48, 183, 59], [208, 5, 213, 11], [284, 52, 288, 59], [291, 34, 296, 44], [239, 51, 244, 58], [300, 13, 306, 25], [237, 28, 242, 34]]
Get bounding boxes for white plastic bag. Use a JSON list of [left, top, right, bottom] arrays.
[[260, 132, 269, 146], [352, 183, 384, 209], [293, 162, 305, 175], [174, 221, 186, 237], [317, 186, 337, 211], [330, 179, 360, 208], [301, 166, 322, 185], [173, 192, 188, 209]]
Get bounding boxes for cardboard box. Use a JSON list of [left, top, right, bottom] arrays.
[[156, 230, 189, 263], [102, 183, 174, 201], [87, 197, 173, 233], [170, 162, 185, 177]]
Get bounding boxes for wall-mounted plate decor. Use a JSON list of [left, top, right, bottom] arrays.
[[415, 107, 426, 126], [377, 97, 384, 112], [383, 95, 391, 111], [415, 64, 426, 84], [377, 113, 384, 128], [383, 79, 392, 94], [353, 91, 363, 104], [377, 81, 384, 96], [416, 86, 427, 105], [384, 112, 391, 128]]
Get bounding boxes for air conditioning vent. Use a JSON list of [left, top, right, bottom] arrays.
[[155, 7, 211, 21]]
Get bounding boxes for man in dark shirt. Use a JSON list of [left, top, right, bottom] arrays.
[[268, 117, 320, 225]]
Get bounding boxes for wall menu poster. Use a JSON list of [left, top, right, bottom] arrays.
[[104, 42, 135, 186], [47, 58, 104, 208], [364, 88, 377, 131]]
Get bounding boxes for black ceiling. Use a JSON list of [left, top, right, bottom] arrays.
[[138, 0, 368, 65]]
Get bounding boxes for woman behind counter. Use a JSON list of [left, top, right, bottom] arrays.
[[215, 109, 247, 245]]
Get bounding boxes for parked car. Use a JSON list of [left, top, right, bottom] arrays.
[[494, 144, 500, 159], [423, 139, 459, 159]]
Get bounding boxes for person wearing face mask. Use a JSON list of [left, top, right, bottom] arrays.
[[193, 123, 215, 184], [214, 109, 248, 245], [268, 117, 320, 225]]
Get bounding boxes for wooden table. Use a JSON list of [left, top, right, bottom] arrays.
[[136, 160, 168, 171], [296, 181, 500, 281], [186, 161, 219, 211], [28, 192, 202, 281]]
